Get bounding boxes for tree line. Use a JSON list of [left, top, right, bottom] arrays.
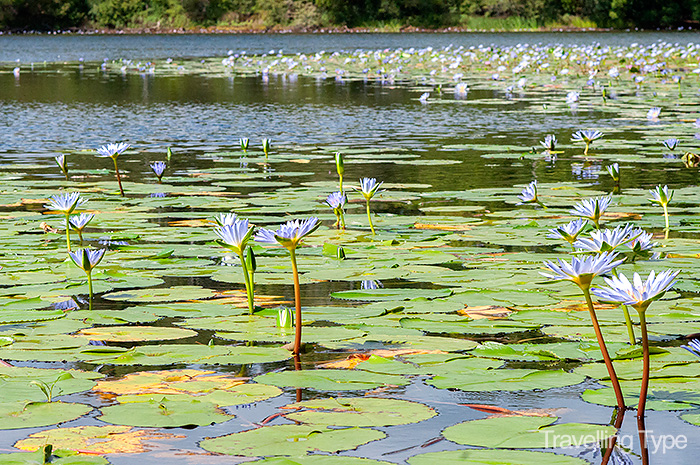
[[1, 0, 698, 31]]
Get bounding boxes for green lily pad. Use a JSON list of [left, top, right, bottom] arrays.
[[0, 448, 109, 464], [283, 397, 436, 426], [76, 326, 197, 342], [331, 288, 453, 301], [407, 450, 589, 465], [0, 401, 92, 430], [254, 369, 409, 391], [98, 397, 234, 427], [200, 424, 385, 457]]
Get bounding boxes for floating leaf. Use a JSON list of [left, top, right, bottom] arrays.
[[283, 397, 436, 426]]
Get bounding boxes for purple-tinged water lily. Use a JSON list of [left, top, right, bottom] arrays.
[[682, 339, 700, 358], [45, 192, 87, 252], [647, 107, 661, 119], [255, 217, 320, 354], [573, 224, 641, 254], [69, 213, 94, 242], [240, 137, 249, 152], [540, 135, 557, 151], [571, 130, 603, 155], [325, 191, 346, 229], [517, 181, 545, 208], [570, 196, 612, 228], [541, 251, 626, 411], [648, 185, 673, 234], [361, 280, 383, 290], [547, 218, 587, 246], [55, 154, 68, 180], [214, 212, 239, 227], [150, 161, 166, 183], [68, 247, 106, 310], [663, 138, 679, 151], [606, 163, 620, 183], [356, 178, 384, 235], [593, 269, 680, 417], [215, 217, 256, 313], [97, 142, 130, 196], [566, 91, 579, 104]]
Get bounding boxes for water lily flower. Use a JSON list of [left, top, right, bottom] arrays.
[[419, 92, 430, 103], [571, 130, 604, 155], [647, 107, 661, 119], [356, 178, 384, 235], [277, 307, 293, 329], [608, 67, 620, 78], [570, 196, 612, 228], [334, 152, 344, 192], [540, 135, 557, 151], [255, 217, 320, 354], [68, 248, 106, 310], [566, 91, 579, 104], [215, 218, 256, 313], [262, 138, 271, 158], [546, 218, 587, 245], [150, 161, 166, 183], [97, 142, 130, 196], [541, 251, 626, 410], [45, 192, 87, 252], [454, 82, 468, 96], [662, 138, 679, 151], [593, 269, 679, 417], [517, 181, 545, 208], [648, 185, 673, 233], [681, 339, 700, 358], [606, 163, 620, 183], [325, 191, 346, 229], [55, 154, 68, 180], [240, 137, 249, 152], [573, 224, 641, 254], [214, 212, 239, 227], [69, 213, 94, 242]]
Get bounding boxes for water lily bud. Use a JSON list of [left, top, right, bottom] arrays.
[[336, 246, 346, 260], [246, 247, 257, 272], [277, 307, 293, 328]]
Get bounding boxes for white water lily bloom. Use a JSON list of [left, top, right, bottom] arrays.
[[592, 270, 679, 311], [45, 192, 86, 215], [357, 177, 384, 201], [540, 135, 557, 151], [647, 107, 661, 119], [566, 91, 579, 104], [570, 196, 612, 226], [69, 248, 105, 274], [150, 161, 166, 178], [419, 92, 430, 102], [573, 224, 640, 254], [69, 212, 94, 231], [215, 218, 254, 255], [648, 185, 673, 206], [606, 163, 620, 182], [546, 218, 587, 244], [255, 217, 320, 251], [663, 138, 679, 151], [97, 142, 130, 159], [682, 339, 700, 358], [541, 252, 624, 289], [517, 181, 538, 204], [571, 130, 604, 144]]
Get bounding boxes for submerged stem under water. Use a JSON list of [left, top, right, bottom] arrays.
[[237, 251, 255, 314]]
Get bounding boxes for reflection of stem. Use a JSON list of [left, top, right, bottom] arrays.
[[638, 310, 650, 418], [294, 354, 302, 402], [64, 213, 71, 252], [87, 272, 93, 311], [583, 287, 626, 411], [113, 158, 125, 196], [290, 249, 302, 354], [601, 408, 626, 465], [366, 200, 375, 235], [237, 251, 254, 314], [637, 415, 649, 465]]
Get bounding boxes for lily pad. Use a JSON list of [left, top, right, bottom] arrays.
[[254, 369, 409, 391], [98, 397, 234, 427], [283, 397, 436, 426], [407, 450, 589, 465], [0, 401, 92, 430]]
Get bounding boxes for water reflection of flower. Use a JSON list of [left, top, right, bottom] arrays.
[[361, 280, 383, 290], [571, 163, 602, 180]]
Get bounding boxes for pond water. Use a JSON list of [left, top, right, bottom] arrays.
[[0, 33, 700, 465]]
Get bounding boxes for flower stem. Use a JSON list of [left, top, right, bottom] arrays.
[[662, 203, 670, 238], [366, 200, 375, 235], [237, 251, 254, 315], [289, 249, 302, 354], [113, 158, 125, 196], [87, 271, 93, 311], [612, 269, 636, 345], [637, 310, 650, 418], [338, 173, 343, 194], [583, 287, 626, 411], [64, 214, 72, 252]]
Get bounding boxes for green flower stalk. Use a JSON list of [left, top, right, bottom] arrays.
[[648, 185, 673, 238], [45, 192, 86, 252], [245, 246, 256, 311], [593, 270, 679, 418], [214, 214, 256, 314], [542, 252, 627, 411], [262, 138, 271, 159], [334, 152, 344, 193], [356, 178, 383, 235], [97, 142, 130, 196], [255, 217, 320, 354], [69, 248, 105, 310]]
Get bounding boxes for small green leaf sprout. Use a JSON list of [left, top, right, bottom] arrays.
[[30, 372, 74, 402]]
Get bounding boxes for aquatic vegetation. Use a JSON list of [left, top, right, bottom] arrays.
[[325, 191, 347, 230], [334, 151, 344, 193], [573, 224, 640, 254], [45, 192, 87, 252], [68, 213, 94, 243], [542, 252, 626, 410], [662, 138, 679, 151], [648, 185, 673, 234], [593, 270, 679, 417], [571, 130, 603, 156], [68, 248, 106, 310], [539, 135, 557, 152], [682, 339, 700, 358], [214, 216, 256, 314], [606, 163, 620, 184], [277, 307, 293, 329], [240, 137, 249, 152], [149, 161, 166, 183], [54, 154, 68, 180], [30, 372, 74, 403], [570, 196, 612, 229], [516, 181, 544, 208], [97, 142, 130, 196], [356, 177, 383, 235], [262, 138, 271, 158], [255, 217, 320, 354], [647, 107, 661, 120], [546, 218, 587, 246]]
